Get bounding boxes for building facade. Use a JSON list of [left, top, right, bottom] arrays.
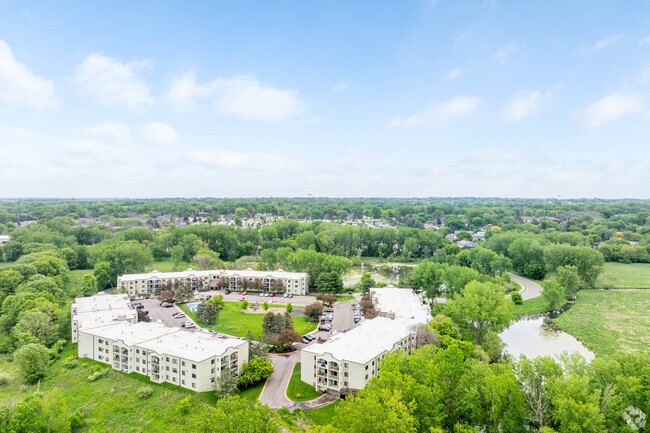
[[77, 321, 249, 393], [117, 268, 309, 296], [301, 286, 431, 394]]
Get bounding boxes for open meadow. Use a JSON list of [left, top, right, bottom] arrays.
[[553, 289, 650, 356]]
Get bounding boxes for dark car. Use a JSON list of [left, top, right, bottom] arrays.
[[160, 302, 173, 308], [135, 304, 144, 310], [225, 290, 231, 295]]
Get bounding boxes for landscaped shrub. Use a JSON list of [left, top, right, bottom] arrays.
[[0, 373, 9, 387], [176, 396, 192, 415], [511, 292, 523, 304], [136, 387, 153, 399]]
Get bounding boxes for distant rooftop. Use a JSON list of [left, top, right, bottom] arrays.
[[117, 268, 308, 282]]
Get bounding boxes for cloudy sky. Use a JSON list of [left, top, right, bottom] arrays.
[[1, 1, 650, 198]]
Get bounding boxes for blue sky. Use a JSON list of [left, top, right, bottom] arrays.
[[1, 0, 649, 198]]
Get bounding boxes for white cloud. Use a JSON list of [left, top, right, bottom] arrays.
[[444, 68, 463, 80], [640, 35, 650, 46], [388, 96, 482, 128], [502, 90, 551, 122], [138, 122, 179, 146], [331, 81, 349, 92], [186, 149, 285, 170], [573, 92, 645, 128], [84, 122, 130, 141], [493, 45, 517, 64], [165, 72, 304, 121], [63, 140, 108, 157], [213, 75, 304, 121], [0, 40, 59, 109], [164, 71, 217, 111], [75, 53, 153, 108], [1, 125, 31, 138], [575, 34, 621, 55]]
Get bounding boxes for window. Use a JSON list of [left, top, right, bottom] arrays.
[[192, 383, 197, 389], [211, 377, 215, 383], [372, 360, 375, 365], [173, 359, 177, 364], [365, 365, 368, 370], [166, 366, 170, 371], [211, 359, 215, 364], [211, 368, 215, 374], [166, 357, 170, 362], [99, 347, 103, 352], [136, 357, 140, 362], [136, 367, 140, 372], [365, 374, 368, 380], [344, 363, 348, 367], [136, 349, 140, 354], [192, 373, 196, 379], [173, 368, 178, 373], [142, 359, 146, 364], [182, 380, 186, 385], [173, 377, 177, 383], [166, 375, 169, 380], [98, 355, 103, 360], [344, 372, 348, 377], [182, 371, 185, 376], [98, 339, 104, 344], [182, 361, 185, 366], [192, 364, 196, 369], [344, 382, 348, 386]]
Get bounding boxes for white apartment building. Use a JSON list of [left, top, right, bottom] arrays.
[[78, 321, 249, 392], [117, 268, 309, 297], [71, 292, 137, 343], [301, 286, 432, 394]]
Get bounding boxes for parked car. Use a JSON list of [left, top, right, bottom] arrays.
[[303, 334, 315, 341], [283, 293, 289, 298], [225, 290, 231, 295], [242, 291, 248, 295], [318, 324, 332, 331], [354, 317, 361, 324], [172, 312, 186, 318], [239, 297, 245, 302], [324, 308, 334, 314], [269, 293, 274, 297], [135, 304, 144, 310], [288, 294, 293, 298], [160, 302, 173, 308], [181, 321, 195, 328]]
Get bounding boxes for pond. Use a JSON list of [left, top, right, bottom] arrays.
[[343, 261, 415, 286], [499, 312, 595, 362]]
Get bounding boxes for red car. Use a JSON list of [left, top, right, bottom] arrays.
[[242, 291, 248, 295], [269, 293, 275, 297]]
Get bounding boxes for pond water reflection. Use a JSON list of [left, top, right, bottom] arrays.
[[343, 262, 414, 286], [499, 314, 595, 362]]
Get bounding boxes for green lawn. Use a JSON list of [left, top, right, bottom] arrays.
[[304, 400, 341, 426], [178, 301, 316, 337], [148, 258, 189, 272], [234, 380, 266, 403], [554, 289, 650, 356], [598, 262, 650, 288], [0, 345, 237, 432], [286, 363, 322, 402], [513, 296, 552, 316]]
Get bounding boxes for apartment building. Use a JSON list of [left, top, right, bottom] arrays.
[[71, 292, 137, 343], [77, 321, 249, 392], [117, 268, 309, 296], [301, 286, 432, 394]]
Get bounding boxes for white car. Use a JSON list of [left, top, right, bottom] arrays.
[[172, 312, 186, 318], [181, 321, 195, 328]]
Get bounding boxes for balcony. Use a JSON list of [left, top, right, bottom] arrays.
[[230, 353, 238, 360], [318, 369, 327, 376], [329, 371, 339, 378]]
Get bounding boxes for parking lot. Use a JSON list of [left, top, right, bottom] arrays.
[[137, 298, 197, 330], [300, 299, 358, 343], [200, 289, 328, 307]]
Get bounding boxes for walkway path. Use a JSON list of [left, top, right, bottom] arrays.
[[509, 273, 543, 300]]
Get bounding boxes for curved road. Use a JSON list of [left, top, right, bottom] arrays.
[[258, 299, 357, 410], [508, 273, 543, 300]]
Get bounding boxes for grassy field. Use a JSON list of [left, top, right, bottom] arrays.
[[304, 401, 341, 426], [286, 363, 322, 402], [598, 262, 650, 288], [513, 296, 552, 316], [178, 301, 317, 337], [0, 344, 261, 432], [554, 289, 650, 355], [148, 258, 189, 272]]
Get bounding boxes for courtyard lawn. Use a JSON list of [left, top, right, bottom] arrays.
[[598, 262, 650, 288], [286, 363, 322, 402], [178, 301, 316, 337], [513, 295, 553, 316], [553, 289, 650, 356], [148, 258, 189, 272], [304, 400, 341, 426]]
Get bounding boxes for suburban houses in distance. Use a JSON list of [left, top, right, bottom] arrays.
[[116, 268, 310, 296], [72, 292, 249, 392], [301, 286, 432, 394]]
